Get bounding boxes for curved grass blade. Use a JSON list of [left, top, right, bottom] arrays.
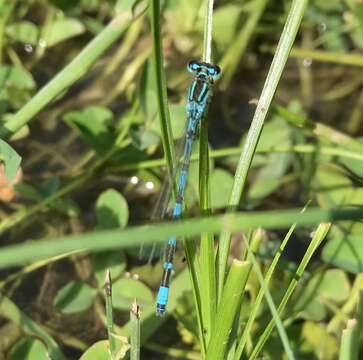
[[217, 0, 309, 303]]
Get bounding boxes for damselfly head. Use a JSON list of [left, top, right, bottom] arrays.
[[187, 60, 222, 82]]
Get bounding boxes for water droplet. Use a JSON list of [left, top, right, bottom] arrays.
[[24, 44, 33, 53], [38, 39, 47, 48], [130, 175, 139, 185], [145, 181, 154, 190], [303, 58, 312, 67]]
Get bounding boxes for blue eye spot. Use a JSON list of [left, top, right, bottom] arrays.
[[207, 64, 221, 81], [187, 60, 201, 74]]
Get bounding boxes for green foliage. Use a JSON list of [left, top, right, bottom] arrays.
[[9, 338, 49, 360], [1, 0, 363, 359]]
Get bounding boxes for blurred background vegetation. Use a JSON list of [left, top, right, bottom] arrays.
[[1, 0, 363, 359]]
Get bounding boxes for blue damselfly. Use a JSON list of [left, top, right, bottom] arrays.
[[156, 60, 221, 316]]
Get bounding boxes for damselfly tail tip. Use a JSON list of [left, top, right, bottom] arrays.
[[156, 304, 166, 317]]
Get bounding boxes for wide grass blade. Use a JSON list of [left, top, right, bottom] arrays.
[[206, 260, 251, 360], [217, 0, 309, 303], [339, 319, 359, 360], [0, 208, 361, 269]]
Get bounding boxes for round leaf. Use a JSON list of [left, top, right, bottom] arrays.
[[211, 168, 234, 208], [47, 18, 85, 47], [92, 251, 126, 287], [96, 189, 129, 229], [6, 21, 39, 45], [111, 278, 153, 310], [54, 281, 96, 314]]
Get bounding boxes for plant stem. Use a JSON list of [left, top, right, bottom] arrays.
[[130, 300, 141, 360], [105, 270, 117, 359], [149, 0, 176, 192], [217, 0, 309, 304]]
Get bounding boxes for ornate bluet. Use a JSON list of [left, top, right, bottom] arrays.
[[156, 60, 221, 316]]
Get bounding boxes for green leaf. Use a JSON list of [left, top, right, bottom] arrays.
[[47, 18, 85, 47], [212, 5, 243, 51], [9, 338, 49, 360], [0, 65, 35, 90], [64, 106, 115, 154], [129, 128, 160, 150], [210, 168, 234, 208], [322, 234, 363, 273], [6, 21, 39, 45], [80, 339, 129, 360], [92, 251, 126, 287], [54, 281, 97, 314], [315, 164, 363, 208], [300, 321, 338, 360], [292, 269, 350, 320], [96, 189, 129, 229], [0, 139, 21, 181], [111, 278, 153, 310]]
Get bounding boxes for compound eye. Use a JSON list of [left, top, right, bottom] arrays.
[[187, 60, 201, 74], [208, 64, 222, 81]]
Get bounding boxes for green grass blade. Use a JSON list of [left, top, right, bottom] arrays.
[[130, 301, 141, 360], [234, 214, 301, 359], [202, 0, 214, 63], [217, 0, 309, 303], [249, 222, 331, 360], [339, 319, 360, 360], [0, 295, 66, 359], [206, 260, 252, 360], [0, 7, 146, 139], [197, 0, 217, 347], [104, 270, 117, 359], [0, 208, 361, 270], [243, 239, 295, 360], [149, 0, 176, 186]]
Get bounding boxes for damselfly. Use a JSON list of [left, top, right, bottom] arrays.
[[156, 60, 221, 316]]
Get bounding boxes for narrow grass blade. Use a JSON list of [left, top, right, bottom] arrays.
[[206, 260, 252, 360], [217, 0, 309, 303], [202, 0, 214, 63], [0, 6, 146, 139], [149, 0, 176, 188], [198, 118, 216, 348], [243, 240, 295, 360], [0, 208, 362, 269], [104, 270, 117, 359], [249, 222, 331, 360], [235, 222, 297, 358], [130, 300, 141, 360], [0, 295, 66, 359], [235, 204, 309, 358], [339, 319, 359, 360]]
